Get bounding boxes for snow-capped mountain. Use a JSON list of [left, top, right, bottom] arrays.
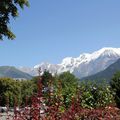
[[18, 47, 120, 78]]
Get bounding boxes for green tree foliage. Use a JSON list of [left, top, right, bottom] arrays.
[[42, 70, 53, 88], [20, 80, 36, 105], [110, 71, 120, 108], [31, 76, 39, 93], [0, 78, 21, 106], [0, 78, 36, 106], [80, 81, 114, 108], [55, 72, 79, 108], [31, 71, 56, 108], [0, 0, 29, 40], [32, 71, 79, 109], [0, 71, 115, 110], [31, 71, 54, 93]]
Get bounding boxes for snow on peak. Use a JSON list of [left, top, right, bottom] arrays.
[[34, 62, 51, 69], [61, 57, 74, 65], [90, 47, 120, 60], [25, 47, 120, 78], [95, 47, 120, 55], [34, 47, 120, 69]]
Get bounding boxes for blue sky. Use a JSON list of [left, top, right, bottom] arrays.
[[1, 0, 120, 67]]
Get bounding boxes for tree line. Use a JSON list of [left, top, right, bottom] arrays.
[[0, 70, 120, 109]]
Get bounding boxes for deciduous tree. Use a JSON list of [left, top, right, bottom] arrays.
[[0, 0, 29, 40]]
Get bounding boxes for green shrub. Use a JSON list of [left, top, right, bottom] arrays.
[[110, 71, 120, 108], [80, 81, 114, 108]]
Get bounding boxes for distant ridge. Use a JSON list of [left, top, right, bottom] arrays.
[[82, 58, 120, 82], [0, 66, 32, 79]]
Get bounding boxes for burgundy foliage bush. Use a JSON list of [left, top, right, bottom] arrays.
[[0, 76, 120, 120]]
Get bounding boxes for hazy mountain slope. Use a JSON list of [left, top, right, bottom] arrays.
[[18, 67, 37, 76], [0, 66, 32, 79], [82, 58, 120, 81]]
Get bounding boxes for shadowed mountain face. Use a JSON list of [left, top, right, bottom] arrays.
[[82, 58, 120, 82], [19, 48, 120, 78], [0, 66, 32, 79]]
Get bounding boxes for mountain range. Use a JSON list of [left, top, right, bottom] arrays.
[[1, 47, 120, 80], [82, 58, 120, 81], [18, 47, 120, 79]]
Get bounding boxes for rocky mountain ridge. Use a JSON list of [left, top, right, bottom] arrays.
[[18, 47, 120, 78]]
